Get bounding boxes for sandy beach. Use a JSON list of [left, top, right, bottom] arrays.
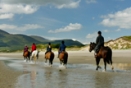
[[0, 61, 22, 88], [0, 50, 131, 88]]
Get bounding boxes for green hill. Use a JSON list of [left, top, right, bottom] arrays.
[[30, 35, 49, 42], [0, 29, 84, 52]]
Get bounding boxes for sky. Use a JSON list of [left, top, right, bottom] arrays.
[[0, 0, 131, 44]]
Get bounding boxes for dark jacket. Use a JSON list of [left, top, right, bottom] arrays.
[[46, 45, 52, 52], [95, 35, 104, 53], [96, 35, 104, 47]]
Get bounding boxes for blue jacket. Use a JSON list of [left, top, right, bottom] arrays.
[[59, 44, 66, 52]]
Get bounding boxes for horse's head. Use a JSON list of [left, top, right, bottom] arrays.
[[89, 42, 96, 52]]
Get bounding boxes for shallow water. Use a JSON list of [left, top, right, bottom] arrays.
[[1, 58, 131, 88]]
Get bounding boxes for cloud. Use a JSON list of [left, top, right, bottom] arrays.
[[0, 13, 14, 19], [0, 3, 38, 19], [1, 0, 80, 9], [115, 28, 121, 31], [48, 23, 82, 33], [86, 0, 97, 4], [0, 4, 38, 14], [86, 32, 97, 39], [56, 0, 80, 9], [0, 0, 81, 19], [103, 29, 109, 33], [101, 7, 131, 29], [0, 24, 43, 32]]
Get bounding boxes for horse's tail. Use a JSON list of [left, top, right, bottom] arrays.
[[49, 52, 55, 64], [107, 47, 112, 64], [64, 52, 68, 64], [50, 52, 54, 60]]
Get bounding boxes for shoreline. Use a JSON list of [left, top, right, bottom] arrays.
[[0, 50, 131, 63]]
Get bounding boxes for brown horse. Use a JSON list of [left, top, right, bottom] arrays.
[[89, 42, 114, 71], [45, 52, 55, 66], [58, 51, 68, 65], [23, 51, 31, 62]]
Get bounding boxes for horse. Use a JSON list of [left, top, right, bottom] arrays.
[[23, 51, 31, 62], [89, 42, 114, 71], [30, 50, 40, 64], [58, 51, 68, 66], [45, 52, 55, 66]]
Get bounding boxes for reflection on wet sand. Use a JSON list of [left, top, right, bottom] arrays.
[[4, 59, 131, 88], [113, 63, 131, 70], [30, 70, 37, 88], [94, 72, 113, 88], [57, 71, 68, 88]]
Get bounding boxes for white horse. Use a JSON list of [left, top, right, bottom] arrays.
[[30, 50, 40, 64]]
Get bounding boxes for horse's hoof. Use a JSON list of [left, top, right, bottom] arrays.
[[96, 67, 98, 70], [24, 60, 26, 62], [59, 69, 62, 71], [102, 69, 106, 72], [49, 65, 52, 67], [98, 66, 101, 69]]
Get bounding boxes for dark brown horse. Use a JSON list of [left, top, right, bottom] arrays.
[[89, 42, 114, 71], [58, 51, 68, 65], [23, 51, 31, 62], [45, 52, 55, 66]]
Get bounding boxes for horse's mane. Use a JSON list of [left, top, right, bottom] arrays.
[[90, 42, 96, 45]]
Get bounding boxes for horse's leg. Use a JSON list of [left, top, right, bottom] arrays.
[[31, 56, 33, 62], [96, 57, 100, 70], [45, 59, 47, 63], [60, 60, 62, 65], [28, 56, 30, 62], [103, 59, 107, 72], [27, 53, 30, 62], [110, 59, 114, 71], [49, 59, 53, 67], [64, 54, 68, 65], [34, 56, 36, 64], [26, 57, 28, 62], [50, 57, 53, 65]]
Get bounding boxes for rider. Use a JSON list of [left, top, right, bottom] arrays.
[[31, 43, 36, 53], [94, 31, 104, 57], [58, 40, 66, 57], [23, 45, 29, 56], [45, 42, 52, 54]]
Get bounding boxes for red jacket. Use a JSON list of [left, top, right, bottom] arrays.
[[32, 44, 36, 52]]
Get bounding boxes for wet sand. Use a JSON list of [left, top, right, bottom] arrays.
[[0, 61, 22, 88], [0, 50, 131, 88]]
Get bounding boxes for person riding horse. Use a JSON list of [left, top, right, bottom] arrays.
[[45, 42, 54, 66], [58, 40, 68, 66], [31, 43, 37, 53], [23, 45, 31, 61], [90, 31, 113, 71], [45, 42, 52, 54], [23, 45, 29, 56], [94, 31, 104, 57], [58, 40, 66, 57]]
